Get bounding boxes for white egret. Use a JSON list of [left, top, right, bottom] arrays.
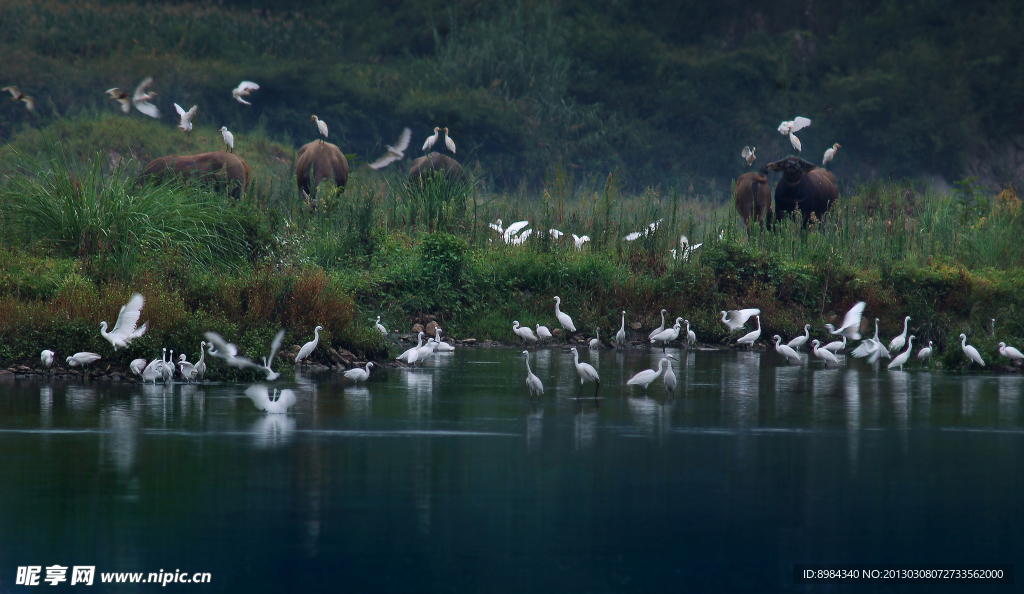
[[142, 357, 163, 383], [174, 103, 197, 132], [502, 220, 530, 243], [572, 234, 590, 250], [259, 329, 286, 381], [295, 325, 323, 366], [232, 81, 260, 104], [204, 332, 257, 368], [162, 349, 175, 383], [522, 350, 544, 396], [422, 127, 440, 151], [811, 339, 840, 365], [615, 311, 626, 347], [344, 361, 375, 383], [310, 115, 328, 142], [443, 127, 456, 153], [105, 87, 131, 113], [960, 334, 984, 366], [536, 324, 553, 340], [787, 324, 810, 350], [489, 219, 504, 234], [554, 296, 576, 333], [663, 357, 677, 395], [823, 336, 847, 353], [651, 317, 683, 352], [589, 327, 602, 350], [396, 332, 425, 364], [178, 354, 197, 382], [741, 146, 756, 166], [773, 335, 801, 362], [369, 127, 413, 170], [3, 86, 34, 111], [131, 77, 160, 118], [721, 308, 761, 331], [434, 329, 455, 352], [627, 357, 677, 394], [508, 228, 533, 246], [569, 347, 600, 399], [219, 126, 234, 153], [548, 229, 564, 239], [66, 352, 101, 367], [194, 342, 207, 381], [129, 358, 147, 376], [822, 143, 841, 168], [736, 315, 762, 348], [513, 321, 538, 343], [375, 316, 388, 336], [889, 316, 911, 352], [40, 350, 55, 368], [917, 340, 933, 362], [778, 116, 811, 152], [245, 385, 297, 414], [624, 231, 642, 242], [679, 235, 703, 260], [888, 336, 916, 371], [685, 320, 696, 348], [648, 309, 668, 341], [998, 342, 1024, 363], [869, 319, 891, 362], [413, 336, 437, 366], [824, 301, 867, 340], [99, 293, 147, 350]]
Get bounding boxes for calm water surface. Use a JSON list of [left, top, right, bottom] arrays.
[[1, 347, 1022, 592]]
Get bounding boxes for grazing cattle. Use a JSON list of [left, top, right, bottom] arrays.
[[734, 168, 772, 231], [139, 151, 250, 199], [409, 152, 467, 185], [766, 156, 838, 227], [296, 140, 349, 196]]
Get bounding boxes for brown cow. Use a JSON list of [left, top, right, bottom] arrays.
[[766, 156, 839, 227], [139, 151, 251, 199], [409, 152, 467, 185], [296, 140, 349, 196], [734, 168, 772, 231]]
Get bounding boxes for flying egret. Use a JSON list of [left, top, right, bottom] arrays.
[[554, 296, 576, 333], [778, 116, 811, 152], [824, 301, 867, 340], [40, 350, 54, 368], [998, 342, 1024, 364], [232, 81, 260, 105], [773, 335, 801, 362], [204, 332, 257, 368], [823, 336, 847, 353], [129, 77, 160, 118], [369, 127, 413, 170], [99, 293, 147, 350], [513, 321, 538, 343], [2, 86, 34, 111], [889, 316, 911, 352], [741, 146, 756, 166], [569, 347, 600, 399], [174, 103, 197, 132], [502, 220, 530, 243], [811, 340, 840, 365], [258, 329, 286, 381], [194, 342, 207, 381], [522, 350, 544, 396], [721, 308, 761, 331], [536, 324, 553, 340], [435, 329, 455, 352], [590, 328, 602, 350], [663, 357, 677, 395], [649, 309, 668, 341], [651, 318, 683, 352], [960, 334, 985, 366], [822, 143, 841, 168], [105, 87, 131, 113], [129, 358, 147, 376], [888, 336, 916, 371], [344, 361, 375, 383], [627, 357, 677, 394], [736, 316, 762, 348], [422, 127, 440, 151], [295, 326, 323, 366], [787, 324, 810, 350], [917, 340, 933, 362], [443, 127, 456, 153], [310, 115, 328, 142], [396, 332, 425, 364], [869, 319, 891, 362], [375, 316, 388, 336], [245, 385, 297, 414], [685, 320, 696, 348], [615, 311, 626, 347], [219, 126, 234, 153], [66, 352, 101, 367], [572, 234, 590, 250]]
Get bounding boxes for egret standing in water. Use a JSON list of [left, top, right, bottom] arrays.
[[663, 357, 677, 396], [627, 357, 676, 394], [999, 342, 1024, 364], [615, 311, 627, 347], [888, 336, 916, 371], [194, 341, 207, 381], [736, 316, 762, 348], [649, 309, 668, 341], [889, 316, 911, 352], [811, 340, 840, 365], [787, 324, 810, 350], [569, 347, 600, 399], [41, 350, 55, 368], [513, 321, 538, 344], [522, 350, 544, 396], [590, 327, 602, 350], [536, 323, 553, 341], [310, 115, 328, 142], [917, 340, 933, 362], [344, 362, 375, 383], [960, 334, 985, 366], [651, 318, 682, 352], [773, 335, 801, 363], [554, 296, 576, 333], [685, 320, 696, 348]]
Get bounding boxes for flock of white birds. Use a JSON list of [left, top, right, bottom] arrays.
[[486, 217, 703, 259], [742, 116, 842, 168]]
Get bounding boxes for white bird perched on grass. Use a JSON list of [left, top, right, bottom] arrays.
[[616, 311, 626, 347], [522, 350, 544, 396], [369, 127, 413, 170], [66, 352, 101, 368], [374, 316, 388, 336], [547, 229, 564, 239], [999, 342, 1024, 364], [508, 228, 533, 246], [569, 347, 600, 399], [736, 315, 762, 348], [174, 103, 197, 132], [811, 339, 840, 365], [624, 231, 642, 242], [489, 219, 504, 234], [536, 324, 553, 340], [822, 336, 847, 353], [513, 321, 538, 343], [627, 357, 677, 394], [590, 327, 602, 350], [773, 335, 801, 363], [194, 342, 207, 381], [344, 361, 375, 383], [651, 317, 683, 352], [685, 320, 696, 348], [3, 86, 34, 111], [219, 126, 234, 153], [422, 127, 440, 151], [295, 326, 323, 366], [396, 332, 425, 364], [310, 115, 328, 142], [822, 143, 841, 168], [888, 336, 916, 371], [178, 354, 197, 382], [572, 234, 590, 250], [778, 116, 811, 152], [502, 221, 530, 243], [245, 385, 297, 414], [554, 296, 576, 333], [787, 324, 810, 350], [232, 81, 260, 105], [741, 146, 756, 166], [434, 329, 455, 352], [259, 329, 286, 381], [889, 316, 911, 352], [825, 301, 866, 340], [204, 331, 257, 368], [960, 334, 985, 366], [917, 340, 933, 361], [128, 77, 160, 118], [721, 308, 761, 331], [649, 309, 668, 341], [130, 358, 147, 376], [99, 293, 147, 350], [41, 350, 55, 368], [443, 127, 456, 153], [678, 235, 703, 261]]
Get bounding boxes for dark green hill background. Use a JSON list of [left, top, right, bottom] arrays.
[[2, 0, 1022, 190]]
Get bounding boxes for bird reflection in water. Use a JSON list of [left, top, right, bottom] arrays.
[[343, 386, 371, 417], [844, 371, 860, 468], [721, 351, 759, 427], [39, 385, 53, 427], [627, 395, 673, 441], [998, 376, 1022, 426], [251, 415, 296, 448], [526, 404, 543, 451], [65, 385, 98, 414], [889, 371, 909, 431], [574, 408, 598, 451], [405, 371, 434, 419], [961, 377, 984, 417]]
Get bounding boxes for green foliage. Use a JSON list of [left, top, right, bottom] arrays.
[[420, 232, 468, 288]]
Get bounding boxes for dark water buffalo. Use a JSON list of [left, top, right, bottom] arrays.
[[139, 151, 251, 199], [296, 141, 349, 196], [734, 169, 772, 231], [409, 152, 467, 185], [766, 156, 838, 227]]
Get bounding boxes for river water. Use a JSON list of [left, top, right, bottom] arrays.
[[1, 347, 1021, 591]]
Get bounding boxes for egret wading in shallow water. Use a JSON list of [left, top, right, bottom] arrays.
[[736, 316, 762, 349], [627, 357, 677, 394], [663, 357, 677, 395], [194, 342, 207, 381], [99, 293, 147, 350], [788, 325, 810, 350], [889, 316, 911, 352], [649, 309, 668, 341], [554, 296, 576, 333], [960, 334, 985, 366], [590, 328, 602, 350], [422, 127, 440, 152], [434, 329, 455, 352], [129, 358, 146, 376], [651, 318, 682, 352], [219, 126, 234, 153], [773, 335, 801, 363], [999, 342, 1024, 364], [397, 332, 425, 364], [825, 301, 867, 340], [232, 81, 259, 105], [245, 385, 297, 414], [295, 326, 323, 366], [822, 143, 841, 168], [344, 362, 375, 383], [569, 347, 600, 399], [685, 320, 696, 348], [811, 340, 840, 365], [616, 311, 627, 347], [40, 350, 54, 368], [888, 336, 916, 371], [721, 308, 760, 332], [513, 321, 538, 344], [178, 354, 197, 382], [822, 336, 847, 353], [917, 340, 933, 362], [536, 324, 552, 341], [310, 115, 328, 142], [522, 351, 544, 396]]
